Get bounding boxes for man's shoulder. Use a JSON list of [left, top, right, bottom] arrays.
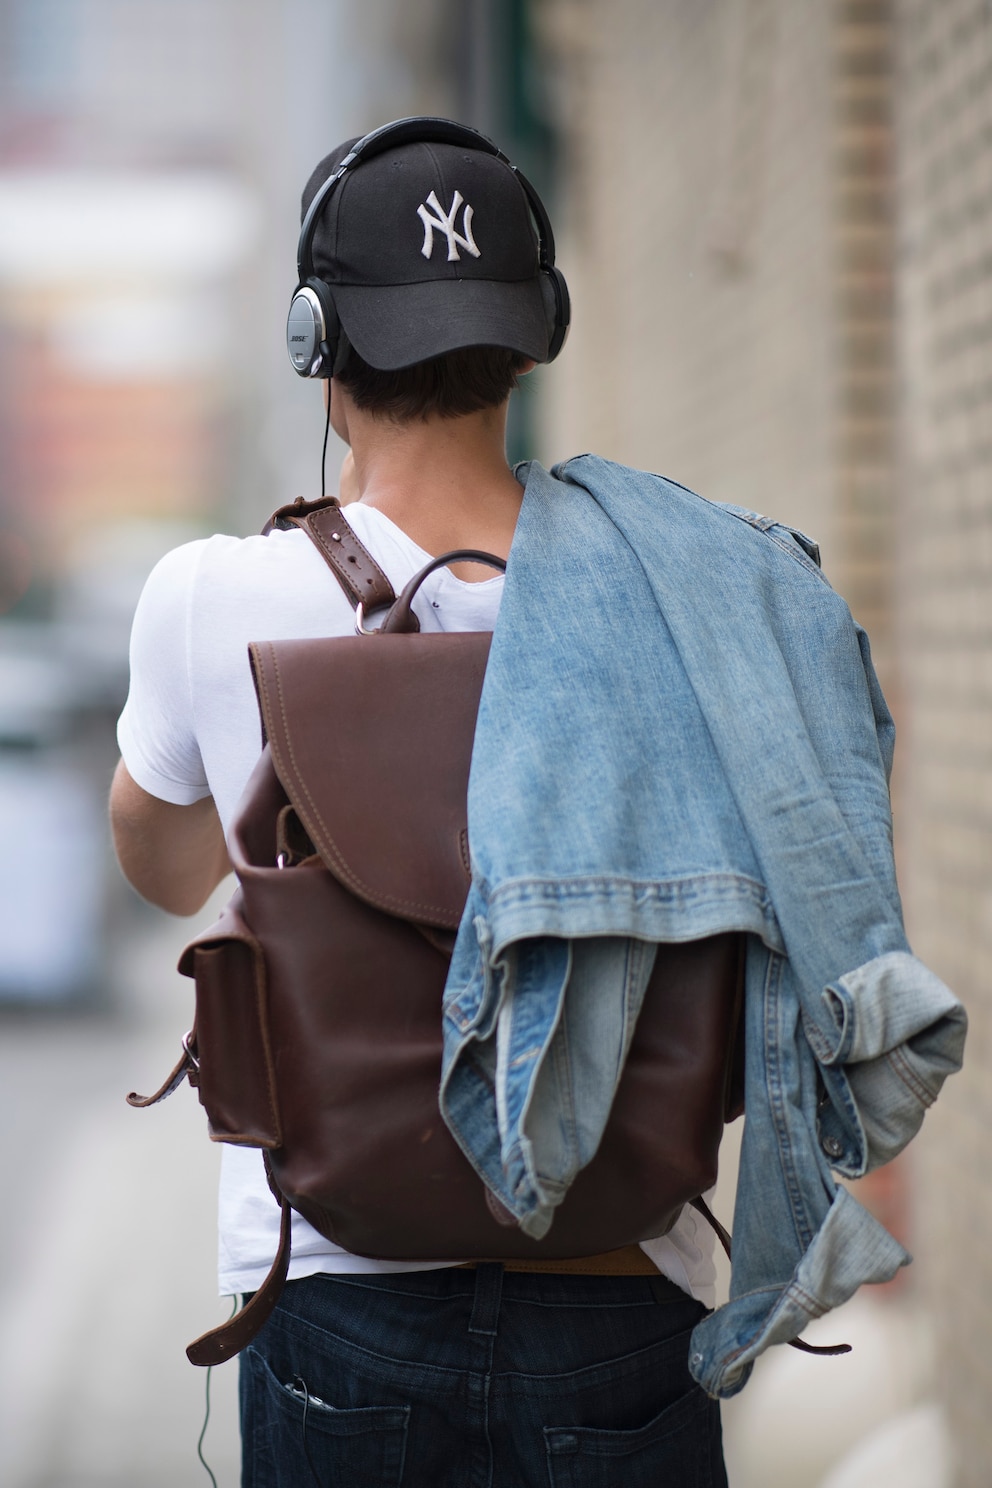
[[134, 526, 353, 654], [158, 525, 318, 590], [544, 454, 827, 585]]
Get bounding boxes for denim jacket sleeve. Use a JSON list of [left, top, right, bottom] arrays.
[[439, 455, 966, 1397]]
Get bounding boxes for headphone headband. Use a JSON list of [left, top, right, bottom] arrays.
[[297, 117, 509, 282]]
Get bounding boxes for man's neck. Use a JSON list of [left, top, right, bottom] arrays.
[[347, 402, 524, 575]]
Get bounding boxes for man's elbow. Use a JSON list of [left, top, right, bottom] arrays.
[[109, 760, 231, 916], [121, 869, 218, 919]]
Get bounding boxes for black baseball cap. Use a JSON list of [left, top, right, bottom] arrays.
[[299, 134, 553, 369]]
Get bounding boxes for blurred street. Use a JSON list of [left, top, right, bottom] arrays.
[[0, 886, 242, 1488], [0, 886, 951, 1488]]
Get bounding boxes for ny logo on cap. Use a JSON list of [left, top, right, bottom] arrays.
[[417, 189, 481, 262]]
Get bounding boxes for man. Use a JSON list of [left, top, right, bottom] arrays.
[[111, 122, 730, 1485]]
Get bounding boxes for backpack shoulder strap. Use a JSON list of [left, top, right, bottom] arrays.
[[263, 495, 396, 613], [186, 1195, 293, 1366]]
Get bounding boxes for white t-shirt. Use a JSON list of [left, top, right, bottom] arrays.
[[118, 502, 717, 1305]]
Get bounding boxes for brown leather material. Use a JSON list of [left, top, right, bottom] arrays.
[[176, 893, 281, 1149], [263, 494, 345, 533], [301, 504, 397, 614], [266, 497, 398, 614], [725, 1004, 746, 1122], [147, 506, 748, 1364], [263, 494, 345, 535], [248, 634, 490, 929], [688, 1195, 851, 1358], [461, 1244, 664, 1276], [126, 1035, 199, 1108], [378, 549, 507, 634], [785, 1335, 853, 1358], [691, 1194, 732, 1262], [186, 731, 745, 1259], [186, 1197, 293, 1367]]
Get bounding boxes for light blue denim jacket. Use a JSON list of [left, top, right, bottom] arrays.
[[439, 455, 966, 1398]]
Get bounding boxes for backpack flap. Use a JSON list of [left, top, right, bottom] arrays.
[[247, 632, 491, 929]]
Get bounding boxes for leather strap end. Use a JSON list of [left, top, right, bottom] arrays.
[[689, 1196, 850, 1357], [262, 495, 340, 534], [186, 1199, 293, 1367], [126, 1040, 197, 1108], [786, 1337, 853, 1357], [690, 1194, 732, 1262]]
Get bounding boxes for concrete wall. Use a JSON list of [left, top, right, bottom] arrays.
[[540, 0, 840, 572]]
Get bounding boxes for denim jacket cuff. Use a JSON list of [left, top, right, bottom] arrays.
[[806, 951, 965, 1068], [801, 951, 966, 1171], [688, 1187, 910, 1399]]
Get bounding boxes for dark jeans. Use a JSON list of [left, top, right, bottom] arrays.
[[239, 1265, 727, 1487]]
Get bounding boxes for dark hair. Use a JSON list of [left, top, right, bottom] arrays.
[[336, 344, 527, 422]]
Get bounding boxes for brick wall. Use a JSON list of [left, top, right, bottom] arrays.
[[539, 0, 905, 642], [539, 0, 992, 1477], [834, 1, 897, 680], [895, 3, 992, 1481]]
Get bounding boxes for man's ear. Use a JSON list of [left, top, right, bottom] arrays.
[[519, 358, 538, 375]]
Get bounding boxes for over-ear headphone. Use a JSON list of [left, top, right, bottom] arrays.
[[286, 116, 570, 379]]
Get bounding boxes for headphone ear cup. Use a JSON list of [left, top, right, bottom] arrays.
[[286, 278, 341, 377], [331, 325, 352, 377], [540, 266, 571, 363], [287, 286, 319, 376], [306, 278, 340, 379]]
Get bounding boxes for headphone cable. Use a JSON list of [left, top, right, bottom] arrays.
[[196, 1295, 238, 1486], [320, 393, 331, 499]]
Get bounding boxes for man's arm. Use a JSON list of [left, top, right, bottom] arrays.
[[109, 759, 232, 916]]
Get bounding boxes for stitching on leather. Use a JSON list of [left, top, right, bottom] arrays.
[[307, 524, 364, 605], [257, 644, 366, 897], [263, 643, 459, 921], [249, 936, 282, 1144], [195, 936, 280, 1146], [304, 510, 395, 609]]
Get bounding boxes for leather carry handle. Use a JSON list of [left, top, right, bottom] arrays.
[[375, 550, 507, 635], [263, 497, 507, 634]]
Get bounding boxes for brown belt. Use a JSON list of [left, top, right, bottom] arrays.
[[458, 1243, 661, 1276]]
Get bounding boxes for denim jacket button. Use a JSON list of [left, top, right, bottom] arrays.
[[821, 1135, 844, 1159]]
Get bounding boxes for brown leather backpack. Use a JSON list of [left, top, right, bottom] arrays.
[[129, 496, 746, 1367]]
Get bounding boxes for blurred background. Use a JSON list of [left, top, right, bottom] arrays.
[[0, 1, 987, 1484]]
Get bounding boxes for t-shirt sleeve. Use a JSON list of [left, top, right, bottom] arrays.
[[117, 539, 212, 805]]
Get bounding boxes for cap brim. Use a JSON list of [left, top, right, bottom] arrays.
[[332, 276, 550, 370]]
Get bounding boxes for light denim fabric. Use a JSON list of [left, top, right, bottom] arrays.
[[438, 455, 966, 1398]]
